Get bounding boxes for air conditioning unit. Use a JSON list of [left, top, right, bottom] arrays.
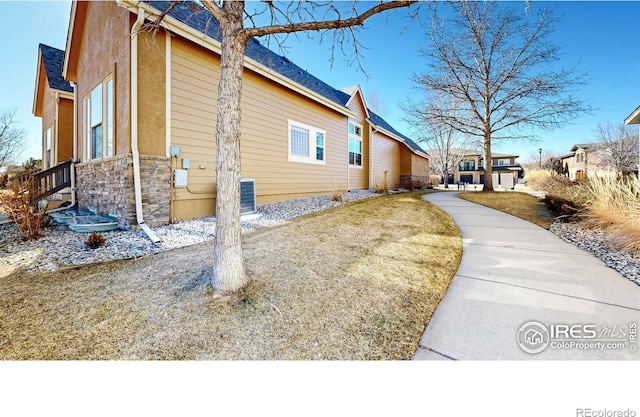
[[240, 178, 256, 214]]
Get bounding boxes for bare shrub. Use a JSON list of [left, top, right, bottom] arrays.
[[85, 232, 107, 249], [330, 190, 346, 203], [373, 171, 389, 195], [0, 175, 47, 240], [404, 180, 426, 191]]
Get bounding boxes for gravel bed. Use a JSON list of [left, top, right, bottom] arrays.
[[550, 221, 640, 286], [0, 191, 378, 273], [7, 190, 638, 288]]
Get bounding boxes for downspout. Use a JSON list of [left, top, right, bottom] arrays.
[[368, 124, 375, 189], [347, 136, 350, 192], [53, 91, 59, 167], [131, 7, 161, 243], [71, 81, 77, 161], [69, 82, 77, 208]]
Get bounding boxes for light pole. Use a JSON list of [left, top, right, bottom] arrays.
[[538, 148, 542, 169]]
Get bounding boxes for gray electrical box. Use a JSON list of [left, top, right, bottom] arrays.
[[182, 158, 190, 169], [174, 169, 188, 188], [170, 145, 181, 157]]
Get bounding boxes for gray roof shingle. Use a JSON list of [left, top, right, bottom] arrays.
[[147, 1, 426, 155], [39, 43, 72, 93]]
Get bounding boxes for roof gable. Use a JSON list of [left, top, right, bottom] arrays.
[[570, 143, 594, 151], [63, 1, 87, 81], [40, 44, 72, 93], [33, 43, 73, 116]]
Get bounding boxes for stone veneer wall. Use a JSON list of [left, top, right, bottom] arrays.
[[75, 154, 170, 228], [400, 175, 430, 189]]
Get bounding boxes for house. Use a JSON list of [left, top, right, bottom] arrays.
[[559, 144, 619, 180], [32, 0, 429, 229], [440, 149, 522, 186], [33, 44, 74, 171]]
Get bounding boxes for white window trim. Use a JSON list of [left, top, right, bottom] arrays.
[[83, 75, 114, 162], [348, 121, 363, 169], [287, 119, 326, 165]]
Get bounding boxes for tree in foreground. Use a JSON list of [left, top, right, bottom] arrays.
[[151, 1, 416, 294], [0, 108, 27, 170], [409, 1, 590, 192], [593, 122, 639, 176]]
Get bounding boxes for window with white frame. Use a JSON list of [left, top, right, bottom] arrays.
[[84, 76, 114, 161], [288, 120, 325, 164], [348, 122, 362, 167], [45, 127, 52, 169]]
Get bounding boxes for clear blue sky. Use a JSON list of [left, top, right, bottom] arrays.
[[2, 1, 640, 165]]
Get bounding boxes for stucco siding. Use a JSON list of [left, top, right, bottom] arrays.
[[57, 97, 74, 162], [75, 1, 131, 160], [137, 30, 167, 157], [41, 78, 56, 166]]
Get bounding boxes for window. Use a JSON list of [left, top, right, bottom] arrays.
[[497, 158, 511, 166], [459, 160, 475, 171], [288, 120, 326, 164], [316, 131, 324, 161], [348, 122, 362, 167], [45, 127, 52, 169], [84, 76, 113, 161], [106, 78, 113, 157]]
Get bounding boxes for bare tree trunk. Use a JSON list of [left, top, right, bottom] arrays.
[[482, 131, 493, 192], [212, 2, 248, 294]]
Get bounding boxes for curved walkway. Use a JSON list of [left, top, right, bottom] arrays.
[[414, 192, 640, 360]]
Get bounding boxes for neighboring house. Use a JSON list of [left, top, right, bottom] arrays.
[[448, 149, 523, 185], [559, 144, 617, 180], [624, 107, 640, 162], [32, 0, 429, 229], [33, 44, 74, 170]]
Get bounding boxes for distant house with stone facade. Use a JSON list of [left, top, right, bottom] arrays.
[[31, 0, 429, 229]]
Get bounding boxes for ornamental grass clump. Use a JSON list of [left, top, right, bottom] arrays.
[[579, 175, 640, 255], [526, 169, 573, 194]]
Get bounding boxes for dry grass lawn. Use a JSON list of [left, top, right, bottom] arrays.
[[0, 192, 461, 360], [458, 191, 556, 229]]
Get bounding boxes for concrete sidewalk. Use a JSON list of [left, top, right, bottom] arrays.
[[413, 192, 640, 360]]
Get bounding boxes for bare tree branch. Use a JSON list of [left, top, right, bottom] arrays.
[[593, 122, 639, 176], [408, 0, 591, 191], [0, 108, 27, 169]]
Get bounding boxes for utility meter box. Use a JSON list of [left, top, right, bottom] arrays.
[[174, 169, 188, 188]]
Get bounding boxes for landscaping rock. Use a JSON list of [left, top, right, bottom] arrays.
[[0, 191, 378, 273], [550, 221, 640, 286]]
